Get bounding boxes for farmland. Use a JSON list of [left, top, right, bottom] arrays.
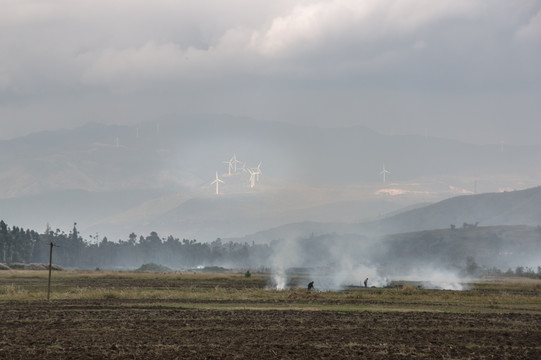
[[1, 271, 541, 359]]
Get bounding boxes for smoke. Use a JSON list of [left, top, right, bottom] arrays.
[[268, 234, 383, 290], [387, 267, 466, 291], [268, 238, 302, 289], [267, 233, 470, 291], [271, 268, 288, 290]]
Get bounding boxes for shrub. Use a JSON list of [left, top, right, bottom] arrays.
[[135, 263, 172, 272]]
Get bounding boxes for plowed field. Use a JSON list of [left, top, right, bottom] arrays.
[[2, 300, 541, 359], [1, 272, 540, 359]]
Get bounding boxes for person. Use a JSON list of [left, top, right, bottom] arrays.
[[364, 278, 368, 288], [307, 281, 314, 290]]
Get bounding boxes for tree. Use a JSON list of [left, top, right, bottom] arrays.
[[0, 220, 8, 262]]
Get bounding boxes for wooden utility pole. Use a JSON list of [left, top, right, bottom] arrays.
[[47, 242, 54, 301]]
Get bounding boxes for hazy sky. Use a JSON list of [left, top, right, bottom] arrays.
[[1, 0, 540, 144]]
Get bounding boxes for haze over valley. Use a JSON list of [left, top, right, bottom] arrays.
[[1, 1, 541, 289], [2, 117, 540, 242], [1, 118, 541, 289]]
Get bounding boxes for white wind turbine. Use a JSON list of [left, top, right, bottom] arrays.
[[211, 172, 224, 194], [380, 164, 391, 183], [250, 162, 262, 182], [222, 158, 233, 176], [231, 153, 242, 173], [247, 168, 256, 188], [239, 162, 248, 173]]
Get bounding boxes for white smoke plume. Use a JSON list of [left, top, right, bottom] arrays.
[[268, 238, 302, 290], [267, 233, 471, 291]]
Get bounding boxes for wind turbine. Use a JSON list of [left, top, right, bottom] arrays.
[[256, 162, 262, 181], [247, 168, 256, 188], [239, 162, 248, 173], [231, 154, 242, 173], [222, 158, 233, 176], [211, 172, 224, 194], [250, 162, 262, 182], [379, 164, 391, 183]]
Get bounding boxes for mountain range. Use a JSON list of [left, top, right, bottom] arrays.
[[1, 115, 540, 241], [233, 186, 541, 244]]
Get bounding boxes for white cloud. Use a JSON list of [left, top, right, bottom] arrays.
[[248, 0, 480, 58], [2, 0, 539, 90], [74, 0, 520, 90]]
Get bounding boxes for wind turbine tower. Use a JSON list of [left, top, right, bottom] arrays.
[[211, 172, 224, 195], [231, 154, 242, 173], [247, 169, 257, 188], [223, 158, 233, 176], [380, 164, 391, 183], [250, 162, 262, 182]]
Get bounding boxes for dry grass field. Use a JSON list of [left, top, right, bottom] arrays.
[[1, 270, 540, 359]]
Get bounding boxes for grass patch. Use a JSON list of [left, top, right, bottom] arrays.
[[0, 283, 29, 296], [0, 270, 540, 314]]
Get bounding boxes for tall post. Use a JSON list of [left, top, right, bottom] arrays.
[[47, 242, 53, 301]]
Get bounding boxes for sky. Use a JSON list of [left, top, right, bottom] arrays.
[[1, 0, 540, 144]]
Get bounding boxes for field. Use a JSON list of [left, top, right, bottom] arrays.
[[1, 271, 541, 359]]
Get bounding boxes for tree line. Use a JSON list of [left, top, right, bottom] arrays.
[[0, 220, 272, 269], [2, 219, 541, 278]]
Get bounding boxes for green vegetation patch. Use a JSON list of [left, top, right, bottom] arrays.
[[135, 263, 172, 272]]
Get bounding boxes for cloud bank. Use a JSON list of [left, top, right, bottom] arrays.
[[1, 0, 540, 143]]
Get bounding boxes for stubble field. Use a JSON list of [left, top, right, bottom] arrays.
[[1, 271, 540, 359]]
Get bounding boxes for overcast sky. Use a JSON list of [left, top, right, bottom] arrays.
[[1, 0, 540, 144]]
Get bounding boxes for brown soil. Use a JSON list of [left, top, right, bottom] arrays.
[[1, 299, 540, 359]]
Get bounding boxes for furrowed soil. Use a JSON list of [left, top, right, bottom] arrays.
[[1, 273, 540, 359]]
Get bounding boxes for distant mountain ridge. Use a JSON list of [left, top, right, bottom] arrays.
[[231, 186, 541, 243], [2, 116, 540, 198], [1, 115, 540, 241], [361, 186, 541, 235]]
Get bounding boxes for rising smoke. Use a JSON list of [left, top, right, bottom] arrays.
[[266, 233, 470, 291]]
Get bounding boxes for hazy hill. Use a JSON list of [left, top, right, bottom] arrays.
[[1, 115, 540, 241], [361, 186, 541, 235], [2, 116, 540, 197], [231, 186, 541, 244], [378, 224, 541, 271]]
